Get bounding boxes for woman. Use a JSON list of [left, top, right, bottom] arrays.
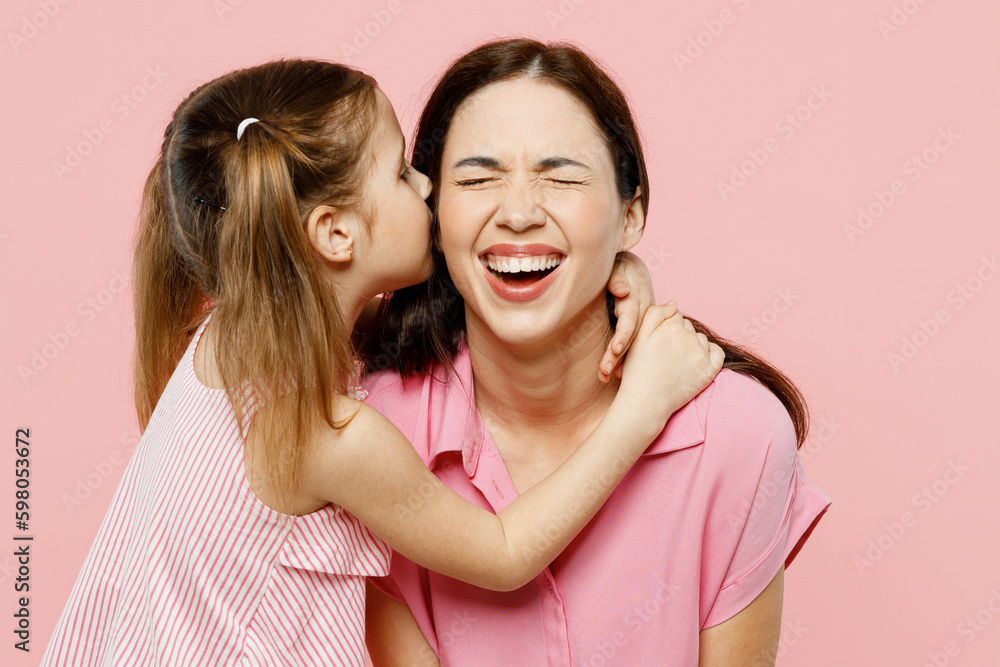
[[359, 38, 831, 666]]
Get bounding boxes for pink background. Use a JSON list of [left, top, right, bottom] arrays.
[[3, 0, 998, 664]]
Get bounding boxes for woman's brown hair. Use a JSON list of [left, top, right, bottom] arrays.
[[133, 59, 378, 502], [357, 38, 811, 449]]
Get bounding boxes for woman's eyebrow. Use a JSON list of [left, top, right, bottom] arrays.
[[453, 156, 503, 169], [537, 156, 590, 170], [452, 156, 590, 170]]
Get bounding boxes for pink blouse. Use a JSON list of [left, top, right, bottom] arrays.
[[365, 343, 831, 666]]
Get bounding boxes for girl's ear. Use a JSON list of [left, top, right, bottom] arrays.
[[307, 204, 357, 262], [619, 188, 645, 252]]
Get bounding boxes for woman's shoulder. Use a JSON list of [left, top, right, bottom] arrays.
[[359, 371, 432, 426], [361, 345, 472, 409], [694, 367, 797, 469], [701, 368, 794, 432], [361, 367, 412, 399]]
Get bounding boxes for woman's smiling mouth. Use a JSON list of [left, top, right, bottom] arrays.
[[479, 245, 565, 301]]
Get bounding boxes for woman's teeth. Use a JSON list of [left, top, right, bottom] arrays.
[[485, 254, 563, 274]]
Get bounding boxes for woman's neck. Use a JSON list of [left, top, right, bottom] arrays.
[[466, 295, 619, 444]]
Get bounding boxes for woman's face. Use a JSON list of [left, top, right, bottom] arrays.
[[436, 76, 643, 349]]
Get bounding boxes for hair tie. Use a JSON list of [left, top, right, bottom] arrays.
[[236, 117, 260, 140]]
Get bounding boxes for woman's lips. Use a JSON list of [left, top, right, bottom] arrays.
[[479, 245, 565, 302]]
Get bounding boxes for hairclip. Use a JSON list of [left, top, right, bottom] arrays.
[[193, 196, 226, 211], [237, 117, 260, 140]]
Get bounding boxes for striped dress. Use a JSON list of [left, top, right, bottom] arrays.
[[42, 312, 390, 666]]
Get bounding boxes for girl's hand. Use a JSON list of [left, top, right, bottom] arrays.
[[616, 301, 725, 439], [600, 252, 655, 384]]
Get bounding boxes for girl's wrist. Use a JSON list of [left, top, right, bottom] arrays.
[[602, 395, 669, 453]]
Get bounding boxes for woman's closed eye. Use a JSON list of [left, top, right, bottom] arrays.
[[454, 177, 500, 187], [454, 176, 587, 187]]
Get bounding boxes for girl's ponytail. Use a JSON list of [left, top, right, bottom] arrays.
[[132, 158, 208, 428], [212, 121, 354, 498]]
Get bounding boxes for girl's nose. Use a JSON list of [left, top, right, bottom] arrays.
[[419, 172, 433, 200]]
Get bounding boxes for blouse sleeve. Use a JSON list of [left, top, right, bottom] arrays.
[[700, 372, 832, 630]]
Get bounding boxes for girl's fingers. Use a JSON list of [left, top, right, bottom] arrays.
[[641, 302, 681, 335], [598, 342, 620, 383], [612, 309, 638, 354], [607, 262, 631, 297], [711, 343, 725, 368], [600, 299, 681, 383], [608, 280, 630, 297], [598, 323, 630, 383], [601, 326, 638, 383], [601, 269, 651, 382], [597, 351, 614, 383]]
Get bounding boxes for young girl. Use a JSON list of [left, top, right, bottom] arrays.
[[42, 59, 723, 666]]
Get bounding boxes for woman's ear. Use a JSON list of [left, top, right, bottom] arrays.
[[619, 188, 646, 252], [307, 204, 357, 263]]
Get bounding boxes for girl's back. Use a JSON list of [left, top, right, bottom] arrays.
[[42, 313, 390, 666]]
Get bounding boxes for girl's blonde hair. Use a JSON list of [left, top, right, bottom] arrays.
[[133, 59, 378, 503]]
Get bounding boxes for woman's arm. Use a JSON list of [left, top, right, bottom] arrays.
[[699, 566, 784, 667], [302, 304, 724, 591], [365, 581, 439, 666]]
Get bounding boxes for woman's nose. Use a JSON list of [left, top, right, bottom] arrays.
[[495, 185, 545, 232]]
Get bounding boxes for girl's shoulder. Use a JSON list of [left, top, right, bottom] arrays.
[[297, 393, 417, 509], [302, 393, 405, 470]]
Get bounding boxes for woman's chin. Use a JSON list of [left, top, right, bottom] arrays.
[[466, 285, 611, 356], [470, 310, 562, 352]]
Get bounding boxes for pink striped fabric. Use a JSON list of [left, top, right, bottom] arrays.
[[42, 312, 390, 666]]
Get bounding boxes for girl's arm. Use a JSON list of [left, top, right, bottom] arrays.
[[303, 303, 723, 591], [600, 251, 656, 383]]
